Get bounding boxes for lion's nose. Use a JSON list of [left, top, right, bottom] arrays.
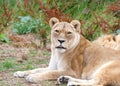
[[58, 39, 65, 44]]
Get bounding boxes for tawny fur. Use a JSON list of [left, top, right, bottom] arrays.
[[14, 18, 120, 86], [93, 34, 120, 50]]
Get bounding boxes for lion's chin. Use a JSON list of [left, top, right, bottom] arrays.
[[56, 49, 66, 53], [55, 46, 67, 53]]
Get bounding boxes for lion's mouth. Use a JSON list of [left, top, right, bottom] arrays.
[[56, 45, 66, 49]]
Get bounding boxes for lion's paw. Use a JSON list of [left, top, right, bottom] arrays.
[[58, 76, 72, 84], [13, 71, 28, 78], [25, 74, 38, 83]]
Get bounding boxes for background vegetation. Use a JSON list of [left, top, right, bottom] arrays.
[[0, 0, 119, 43]]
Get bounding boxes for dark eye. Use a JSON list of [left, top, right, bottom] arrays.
[[55, 30, 59, 33], [67, 32, 72, 34]]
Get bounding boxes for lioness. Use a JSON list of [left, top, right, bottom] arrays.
[[14, 17, 120, 86], [93, 34, 120, 50]]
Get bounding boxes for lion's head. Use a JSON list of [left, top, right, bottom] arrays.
[[49, 17, 81, 53]]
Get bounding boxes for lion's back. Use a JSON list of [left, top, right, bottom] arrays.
[[93, 34, 120, 50]]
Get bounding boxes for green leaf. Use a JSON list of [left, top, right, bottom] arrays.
[[0, 34, 9, 43]]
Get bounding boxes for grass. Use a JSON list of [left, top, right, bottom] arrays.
[[0, 58, 17, 71], [3, 59, 14, 68], [0, 48, 66, 86], [0, 56, 38, 72], [0, 49, 50, 72], [29, 49, 38, 57]]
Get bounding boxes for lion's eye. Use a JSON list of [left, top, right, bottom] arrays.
[[55, 30, 59, 33], [67, 32, 72, 34]]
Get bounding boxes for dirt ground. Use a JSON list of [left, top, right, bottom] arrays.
[[0, 34, 63, 86]]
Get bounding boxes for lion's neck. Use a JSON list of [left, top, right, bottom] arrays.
[[62, 35, 92, 76], [69, 35, 91, 55], [78, 35, 91, 52], [77, 35, 92, 63], [69, 35, 92, 77]]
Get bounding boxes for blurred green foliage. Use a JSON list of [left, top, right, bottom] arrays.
[[47, 0, 119, 40], [13, 16, 41, 34], [0, 34, 9, 43], [3, 59, 13, 69], [0, 0, 119, 41]]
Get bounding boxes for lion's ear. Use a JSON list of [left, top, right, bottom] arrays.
[[49, 17, 59, 28], [70, 20, 81, 33]]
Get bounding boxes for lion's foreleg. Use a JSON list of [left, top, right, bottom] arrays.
[[68, 81, 102, 86], [14, 67, 49, 78], [25, 70, 74, 83], [58, 76, 97, 86], [67, 79, 96, 86]]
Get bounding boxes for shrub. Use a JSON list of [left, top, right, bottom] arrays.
[[13, 16, 40, 34], [12, 14, 50, 48], [0, 33, 9, 43]]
